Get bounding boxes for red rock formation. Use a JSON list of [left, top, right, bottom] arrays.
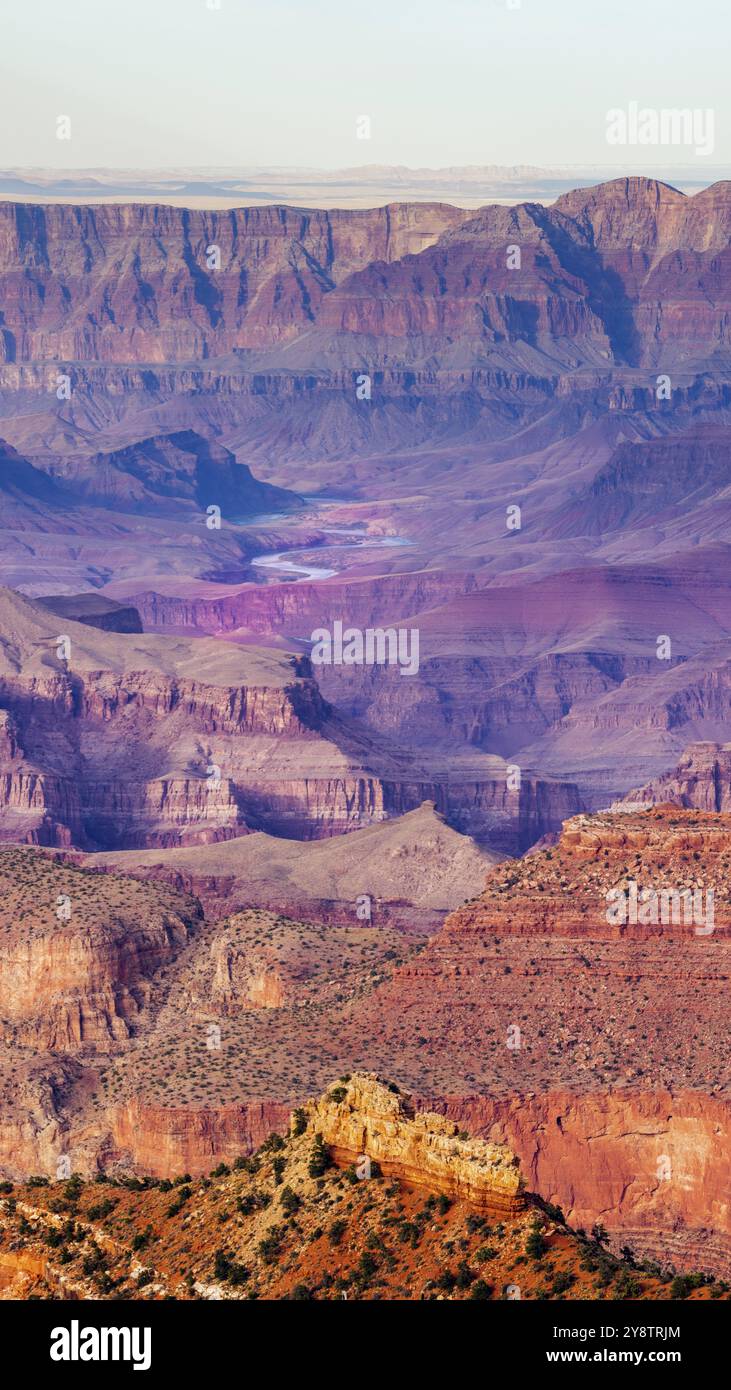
[[104, 1097, 291, 1176], [0, 848, 201, 1052], [447, 805, 731, 938], [434, 1088, 731, 1275]]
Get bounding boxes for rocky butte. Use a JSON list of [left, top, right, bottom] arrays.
[[1, 1075, 726, 1301], [308, 1073, 524, 1213]]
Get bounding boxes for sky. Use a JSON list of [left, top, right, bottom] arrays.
[[0, 0, 728, 170]]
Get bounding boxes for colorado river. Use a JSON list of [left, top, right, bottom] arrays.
[[250, 523, 412, 583]]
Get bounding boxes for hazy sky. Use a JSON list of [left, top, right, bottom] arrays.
[[0, 0, 728, 169]]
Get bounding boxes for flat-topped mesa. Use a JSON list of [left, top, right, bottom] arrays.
[[447, 805, 731, 939], [307, 1073, 525, 1213]]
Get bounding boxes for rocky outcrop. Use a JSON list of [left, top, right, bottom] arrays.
[[0, 1249, 50, 1294], [619, 741, 731, 814], [447, 805, 731, 937], [309, 1074, 525, 1213], [209, 937, 288, 1009]]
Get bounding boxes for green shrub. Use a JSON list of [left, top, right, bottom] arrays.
[[259, 1133, 285, 1155], [526, 1219, 546, 1260], [612, 1272, 641, 1299], [280, 1186, 301, 1216], [86, 1198, 117, 1221], [257, 1226, 284, 1263], [233, 1155, 260, 1175], [291, 1109, 307, 1138], [358, 1251, 378, 1279], [307, 1134, 330, 1179], [669, 1273, 705, 1300], [328, 1219, 347, 1246]]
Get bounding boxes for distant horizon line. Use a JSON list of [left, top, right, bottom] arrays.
[[2, 161, 730, 176], [1, 164, 726, 214]]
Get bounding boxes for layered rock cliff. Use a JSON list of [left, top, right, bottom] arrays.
[[619, 741, 731, 814], [447, 804, 731, 938], [0, 587, 344, 849], [0, 587, 577, 850], [2, 180, 730, 371], [435, 1087, 731, 1277], [0, 200, 463, 363], [0, 848, 201, 1051]]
